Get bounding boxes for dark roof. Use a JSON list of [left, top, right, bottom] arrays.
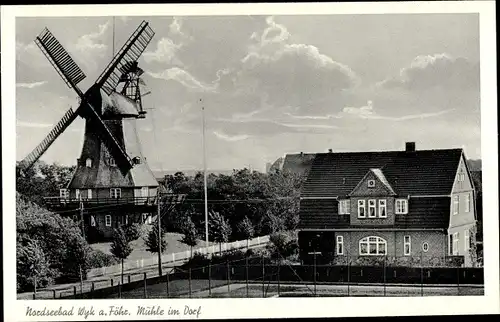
[[301, 149, 463, 198], [298, 197, 450, 230]]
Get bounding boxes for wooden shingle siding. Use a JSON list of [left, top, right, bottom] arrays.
[[298, 199, 350, 229]]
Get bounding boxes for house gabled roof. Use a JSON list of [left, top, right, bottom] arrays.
[[301, 148, 463, 198], [348, 168, 396, 196], [282, 153, 316, 176]]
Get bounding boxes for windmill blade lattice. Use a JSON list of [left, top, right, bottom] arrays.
[[19, 108, 78, 170], [96, 20, 155, 95], [35, 28, 86, 97]]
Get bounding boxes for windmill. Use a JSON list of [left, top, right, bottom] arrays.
[[18, 20, 162, 240], [18, 20, 155, 175]]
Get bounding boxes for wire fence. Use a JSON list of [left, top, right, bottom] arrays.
[[39, 255, 484, 299]]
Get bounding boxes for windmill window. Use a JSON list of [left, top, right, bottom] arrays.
[[108, 157, 116, 166], [60, 189, 69, 199], [105, 215, 112, 227], [110, 188, 121, 199], [133, 157, 142, 164], [86, 158, 92, 167]]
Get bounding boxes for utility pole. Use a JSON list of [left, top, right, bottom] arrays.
[[157, 191, 162, 276], [80, 199, 85, 240], [202, 100, 209, 249]]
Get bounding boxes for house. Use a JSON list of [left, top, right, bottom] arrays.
[[298, 142, 478, 267]]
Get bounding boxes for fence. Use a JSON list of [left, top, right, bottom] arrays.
[[87, 235, 270, 278], [54, 255, 484, 299]]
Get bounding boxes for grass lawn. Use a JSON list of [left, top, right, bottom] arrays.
[[91, 231, 214, 262]]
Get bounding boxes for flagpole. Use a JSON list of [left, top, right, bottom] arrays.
[[202, 101, 209, 250]]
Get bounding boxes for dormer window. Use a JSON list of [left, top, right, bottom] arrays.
[[395, 199, 408, 214], [108, 157, 116, 166], [338, 200, 350, 214], [133, 156, 142, 165], [86, 158, 92, 167]]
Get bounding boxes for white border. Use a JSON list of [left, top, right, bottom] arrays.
[[2, 1, 498, 320]]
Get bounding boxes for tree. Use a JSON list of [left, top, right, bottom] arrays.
[[144, 226, 167, 254], [237, 216, 255, 249], [181, 217, 199, 258], [110, 227, 133, 285], [16, 239, 54, 292], [268, 231, 299, 261], [209, 211, 232, 254]]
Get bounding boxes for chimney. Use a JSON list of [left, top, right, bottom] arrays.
[[328, 149, 333, 153], [405, 142, 416, 152], [300, 152, 304, 157]]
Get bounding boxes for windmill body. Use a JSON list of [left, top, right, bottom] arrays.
[[19, 21, 163, 241]]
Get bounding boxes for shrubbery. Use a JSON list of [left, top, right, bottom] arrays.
[[86, 249, 119, 269]]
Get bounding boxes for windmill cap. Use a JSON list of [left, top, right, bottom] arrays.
[[100, 89, 140, 117]]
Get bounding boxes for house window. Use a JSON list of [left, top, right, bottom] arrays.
[[452, 232, 459, 255], [395, 199, 408, 214], [110, 188, 121, 199], [422, 242, 429, 253], [108, 156, 116, 166], [378, 200, 387, 218], [125, 215, 129, 225], [465, 193, 471, 213], [357, 200, 366, 218], [105, 215, 112, 227], [338, 200, 350, 215], [90, 215, 96, 227], [75, 189, 81, 200], [368, 200, 376, 218], [367, 180, 375, 188], [404, 236, 411, 256], [86, 158, 92, 167], [60, 189, 69, 199], [87, 189, 92, 199], [453, 195, 459, 215], [464, 229, 470, 251], [359, 236, 387, 256], [336, 236, 344, 255]]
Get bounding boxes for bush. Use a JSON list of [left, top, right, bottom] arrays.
[[17, 239, 56, 292], [86, 249, 119, 269], [122, 223, 142, 243]]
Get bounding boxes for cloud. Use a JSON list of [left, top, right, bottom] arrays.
[[213, 131, 250, 142], [378, 53, 479, 91], [147, 67, 217, 93], [16, 121, 53, 128], [74, 21, 109, 53], [16, 81, 47, 89]]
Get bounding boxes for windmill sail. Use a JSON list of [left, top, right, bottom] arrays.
[[19, 108, 78, 170], [96, 20, 155, 95], [35, 28, 86, 97]]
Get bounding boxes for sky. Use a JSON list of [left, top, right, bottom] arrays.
[[15, 14, 481, 172]]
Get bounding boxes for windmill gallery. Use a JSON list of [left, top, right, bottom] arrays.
[[17, 21, 166, 241]]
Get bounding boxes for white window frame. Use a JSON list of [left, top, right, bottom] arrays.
[[465, 193, 471, 213], [452, 232, 459, 255], [110, 188, 121, 199], [404, 235, 411, 256], [359, 236, 387, 256], [368, 199, 376, 218], [357, 200, 366, 218], [367, 179, 375, 188], [378, 199, 387, 218], [85, 158, 92, 168], [395, 199, 408, 214], [453, 195, 459, 215], [75, 189, 81, 200], [60, 188, 69, 199], [338, 200, 350, 215], [105, 215, 112, 227], [90, 215, 96, 227], [464, 229, 470, 251], [336, 236, 344, 255], [87, 189, 92, 200]]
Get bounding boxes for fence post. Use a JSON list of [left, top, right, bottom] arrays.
[[262, 255, 265, 298], [246, 256, 249, 298], [420, 252, 424, 297], [73, 286, 77, 299], [227, 259, 231, 294], [347, 252, 350, 296], [313, 251, 317, 296], [457, 266, 460, 295], [278, 260, 281, 297], [91, 282, 95, 299], [383, 256, 387, 297], [166, 269, 170, 298], [189, 268, 192, 298], [143, 272, 147, 299], [208, 261, 212, 297], [111, 278, 113, 287], [128, 275, 131, 284], [53, 289, 56, 299], [33, 293, 36, 300], [119, 282, 122, 299]]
